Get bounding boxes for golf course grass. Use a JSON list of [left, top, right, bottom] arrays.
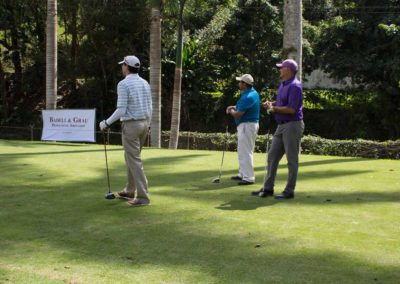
[[0, 139, 399, 283]]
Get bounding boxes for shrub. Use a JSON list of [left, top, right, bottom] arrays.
[[161, 131, 400, 160]]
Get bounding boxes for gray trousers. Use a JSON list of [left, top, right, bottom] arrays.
[[263, 120, 304, 194], [122, 119, 149, 202]]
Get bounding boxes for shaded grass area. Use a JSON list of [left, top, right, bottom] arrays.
[[0, 140, 399, 283]]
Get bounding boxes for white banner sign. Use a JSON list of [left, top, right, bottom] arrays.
[[41, 109, 96, 142]]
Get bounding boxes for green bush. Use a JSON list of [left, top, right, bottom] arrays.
[[301, 135, 400, 159], [161, 131, 400, 160]]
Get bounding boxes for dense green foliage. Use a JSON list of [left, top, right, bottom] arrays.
[[1, 0, 400, 140], [304, 0, 400, 139], [1, 0, 150, 125]]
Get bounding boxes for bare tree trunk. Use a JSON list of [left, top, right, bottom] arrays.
[[70, 0, 78, 93], [169, 66, 182, 149], [150, 1, 162, 148], [168, 1, 185, 149], [10, 28, 22, 95], [33, 1, 46, 50], [283, 0, 302, 80], [0, 60, 7, 122], [46, 0, 57, 109], [5, 0, 23, 99]]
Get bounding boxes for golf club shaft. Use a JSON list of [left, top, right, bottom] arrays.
[[217, 125, 229, 179], [103, 131, 111, 194], [263, 130, 270, 185]]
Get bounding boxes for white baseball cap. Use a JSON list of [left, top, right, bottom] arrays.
[[235, 74, 254, 85], [118, 55, 140, 68]]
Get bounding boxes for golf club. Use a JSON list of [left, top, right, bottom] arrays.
[[263, 129, 271, 185], [259, 108, 272, 197], [212, 124, 229, 183], [103, 130, 115, 199]]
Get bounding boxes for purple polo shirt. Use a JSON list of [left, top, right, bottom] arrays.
[[274, 76, 303, 123]]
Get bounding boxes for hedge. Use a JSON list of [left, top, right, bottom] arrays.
[[161, 131, 400, 160], [1, 127, 397, 159]]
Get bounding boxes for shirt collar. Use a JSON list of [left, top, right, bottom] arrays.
[[126, 73, 139, 78], [282, 76, 296, 85], [241, 86, 254, 94]]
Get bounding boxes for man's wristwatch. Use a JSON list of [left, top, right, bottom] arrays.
[[104, 120, 110, 127]]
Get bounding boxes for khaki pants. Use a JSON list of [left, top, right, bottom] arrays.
[[237, 122, 259, 182], [121, 120, 149, 202]]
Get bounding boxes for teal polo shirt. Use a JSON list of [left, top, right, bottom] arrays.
[[235, 87, 260, 125]]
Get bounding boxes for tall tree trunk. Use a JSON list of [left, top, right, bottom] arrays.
[[150, 0, 162, 148], [283, 0, 302, 80], [169, 1, 185, 149], [33, 2, 46, 51], [70, 0, 78, 93], [0, 60, 7, 122], [46, 0, 57, 109], [5, 0, 23, 100]]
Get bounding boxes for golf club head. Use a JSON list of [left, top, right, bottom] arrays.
[[105, 192, 116, 200], [212, 178, 220, 183]]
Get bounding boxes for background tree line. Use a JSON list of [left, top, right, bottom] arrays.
[[1, 0, 399, 141]]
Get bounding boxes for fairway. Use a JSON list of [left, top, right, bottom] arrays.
[[0, 140, 399, 283]]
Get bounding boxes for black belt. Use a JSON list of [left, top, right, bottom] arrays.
[[123, 118, 146, 122], [277, 120, 302, 125]]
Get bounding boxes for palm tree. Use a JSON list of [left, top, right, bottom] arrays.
[[283, 0, 302, 80], [149, 0, 162, 147], [168, 0, 186, 149], [46, 0, 57, 109]]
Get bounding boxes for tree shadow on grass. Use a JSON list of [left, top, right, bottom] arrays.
[[181, 171, 250, 191], [1, 143, 390, 207], [0, 140, 124, 156], [253, 157, 376, 173], [1, 187, 399, 283], [299, 169, 373, 180], [300, 157, 375, 167], [215, 190, 400, 211], [1, 145, 400, 282], [151, 165, 374, 194], [145, 153, 211, 165], [0, 148, 123, 157], [216, 197, 277, 211]]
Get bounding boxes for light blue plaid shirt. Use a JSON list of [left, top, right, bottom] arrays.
[[117, 74, 152, 124]]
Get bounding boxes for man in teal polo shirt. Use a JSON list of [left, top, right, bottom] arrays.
[[226, 74, 260, 185]]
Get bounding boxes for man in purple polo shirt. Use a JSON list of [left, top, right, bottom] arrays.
[[252, 59, 305, 199]]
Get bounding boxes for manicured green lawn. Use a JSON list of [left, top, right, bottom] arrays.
[[0, 140, 399, 283]]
